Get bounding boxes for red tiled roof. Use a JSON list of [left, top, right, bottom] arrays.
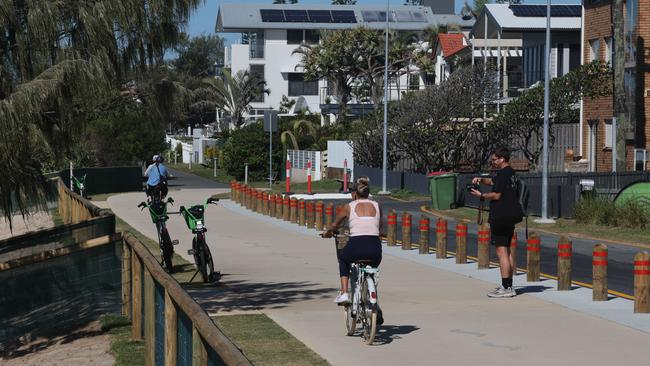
[[437, 33, 467, 58]]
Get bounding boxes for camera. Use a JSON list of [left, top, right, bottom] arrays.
[[466, 183, 480, 192]]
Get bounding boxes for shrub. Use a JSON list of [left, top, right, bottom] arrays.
[[574, 196, 650, 229], [222, 123, 283, 180]]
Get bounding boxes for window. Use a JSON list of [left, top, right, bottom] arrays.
[[604, 119, 613, 149], [589, 39, 600, 61], [605, 37, 613, 64], [288, 73, 318, 96], [249, 31, 265, 59], [635, 149, 647, 171], [250, 65, 265, 103], [557, 43, 564, 76], [287, 29, 303, 45], [305, 29, 319, 44]]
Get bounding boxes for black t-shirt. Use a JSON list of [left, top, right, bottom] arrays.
[[489, 166, 522, 225]]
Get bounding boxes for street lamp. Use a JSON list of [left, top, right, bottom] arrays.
[[378, 0, 391, 195], [536, 0, 555, 224]]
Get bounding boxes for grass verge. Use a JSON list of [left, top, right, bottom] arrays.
[[212, 314, 329, 366], [100, 314, 144, 366], [169, 163, 234, 184], [429, 206, 650, 247]]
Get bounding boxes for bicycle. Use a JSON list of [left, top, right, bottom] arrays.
[[138, 196, 178, 272], [328, 231, 381, 345], [179, 197, 221, 283], [71, 173, 87, 198]]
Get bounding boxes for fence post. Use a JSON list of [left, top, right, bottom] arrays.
[[325, 203, 334, 229], [456, 222, 467, 264], [290, 198, 298, 223], [387, 209, 397, 246], [192, 325, 208, 365], [436, 218, 447, 259], [164, 290, 177, 366], [557, 236, 572, 291], [477, 224, 490, 269], [131, 254, 143, 341], [315, 201, 324, 230], [593, 244, 608, 301], [144, 270, 155, 366], [122, 241, 132, 319], [307, 201, 315, 228], [634, 252, 650, 313], [510, 233, 518, 275], [299, 199, 306, 226], [401, 212, 412, 250], [283, 196, 290, 221], [418, 215, 430, 254]]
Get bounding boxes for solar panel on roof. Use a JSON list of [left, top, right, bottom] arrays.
[[284, 9, 309, 22], [331, 10, 357, 23], [260, 9, 285, 22], [509, 5, 581, 18], [362, 10, 380, 22], [308, 10, 332, 23], [394, 10, 413, 22], [411, 11, 426, 22]]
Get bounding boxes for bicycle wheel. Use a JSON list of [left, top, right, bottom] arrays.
[[345, 304, 356, 336], [159, 227, 174, 273], [203, 243, 219, 282], [360, 277, 377, 345]]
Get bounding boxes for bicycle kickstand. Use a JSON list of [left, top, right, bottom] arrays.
[[188, 270, 201, 284]]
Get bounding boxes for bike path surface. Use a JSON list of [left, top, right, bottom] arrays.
[[109, 190, 650, 366], [320, 197, 641, 296]]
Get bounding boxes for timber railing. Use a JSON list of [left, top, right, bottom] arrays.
[[122, 232, 251, 365]]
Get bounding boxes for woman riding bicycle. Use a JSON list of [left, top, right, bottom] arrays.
[[322, 177, 383, 305]]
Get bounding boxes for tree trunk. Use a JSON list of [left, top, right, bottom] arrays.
[[613, 0, 627, 171]]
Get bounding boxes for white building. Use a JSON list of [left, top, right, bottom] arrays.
[[216, 3, 473, 122]]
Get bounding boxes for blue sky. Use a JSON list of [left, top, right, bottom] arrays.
[[187, 0, 580, 45]]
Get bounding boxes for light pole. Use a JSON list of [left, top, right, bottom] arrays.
[[536, 0, 555, 224], [378, 0, 391, 195]]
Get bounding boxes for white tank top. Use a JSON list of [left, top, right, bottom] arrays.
[[348, 199, 380, 237]]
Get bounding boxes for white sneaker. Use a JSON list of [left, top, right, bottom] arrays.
[[334, 292, 350, 304], [487, 286, 516, 298]]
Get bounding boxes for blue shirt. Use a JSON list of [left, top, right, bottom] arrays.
[[146, 163, 168, 186]]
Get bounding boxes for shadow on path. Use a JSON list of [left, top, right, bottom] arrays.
[[372, 325, 420, 345]]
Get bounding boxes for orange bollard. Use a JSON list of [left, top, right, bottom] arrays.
[[315, 201, 324, 231], [477, 224, 490, 269], [290, 198, 298, 223], [324, 203, 334, 229], [557, 236, 572, 291], [418, 216, 430, 254], [306, 201, 315, 228], [401, 212, 412, 250], [299, 199, 306, 226], [262, 192, 269, 215], [526, 233, 541, 282], [634, 252, 650, 313], [387, 210, 397, 246], [435, 218, 447, 259], [592, 244, 608, 301], [456, 222, 467, 264], [283, 196, 290, 221]]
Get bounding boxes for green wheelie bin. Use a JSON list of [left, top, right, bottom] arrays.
[[428, 172, 458, 210]]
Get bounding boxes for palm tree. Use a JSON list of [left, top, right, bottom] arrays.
[[0, 0, 203, 225], [200, 69, 270, 130]]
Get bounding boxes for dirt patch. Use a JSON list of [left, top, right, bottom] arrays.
[[0, 321, 114, 366], [0, 211, 54, 241]]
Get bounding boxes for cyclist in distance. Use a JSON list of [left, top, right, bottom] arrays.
[[322, 177, 383, 305], [145, 154, 169, 200]]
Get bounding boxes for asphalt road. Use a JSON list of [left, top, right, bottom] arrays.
[[319, 197, 640, 297]]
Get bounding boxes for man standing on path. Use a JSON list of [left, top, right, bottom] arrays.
[[470, 147, 523, 298]]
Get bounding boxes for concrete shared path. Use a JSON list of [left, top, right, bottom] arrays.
[[108, 184, 650, 365]]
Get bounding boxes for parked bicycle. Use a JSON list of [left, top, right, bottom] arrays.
[[327, 231, 381, 345], [71, 173, 87, 198], [138, 196, 178, 272], [179, 197, 221, 283]]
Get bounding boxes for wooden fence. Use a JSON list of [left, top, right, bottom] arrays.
[[122, 232, 251, 366]]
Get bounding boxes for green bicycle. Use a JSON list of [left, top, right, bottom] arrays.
[[138, 197, 178, 272], [71, 173, 87, 198], [179, 197, 221, 283]]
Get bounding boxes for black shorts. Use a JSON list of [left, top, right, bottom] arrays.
[[490, 222, 515, 247]]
